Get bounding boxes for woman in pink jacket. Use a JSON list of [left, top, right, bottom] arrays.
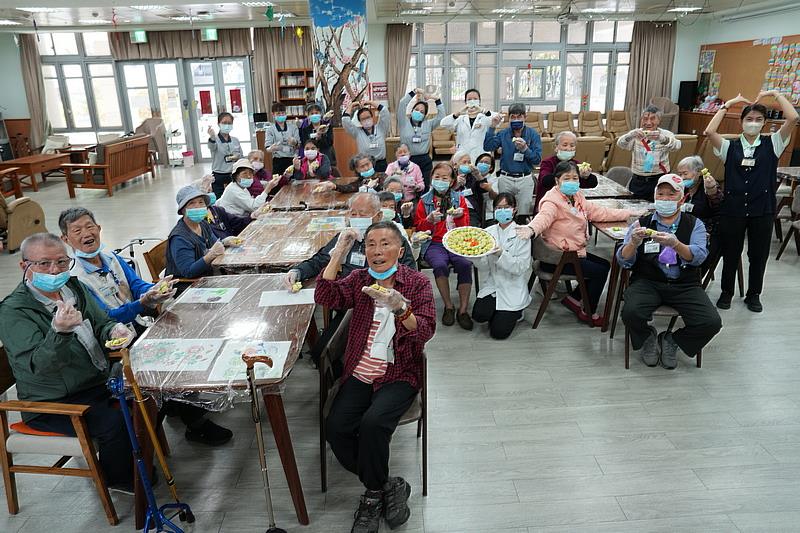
[[516, 161, 643, 325], [384, 143, 425, 201]]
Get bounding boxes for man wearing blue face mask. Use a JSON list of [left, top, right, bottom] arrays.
[[397, 88, 445, 186], [617, 175, 722, 370], [483, 102, 542, 218], [208, 112, 242, 198]]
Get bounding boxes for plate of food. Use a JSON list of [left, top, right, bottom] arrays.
[[442, 227, 497, 258]]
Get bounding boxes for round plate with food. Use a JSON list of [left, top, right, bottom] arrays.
[[442, 227, 497, 258]]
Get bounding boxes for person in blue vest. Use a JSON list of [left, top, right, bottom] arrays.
[[617, 175, 722, 370], [704, 90, 799, 312]]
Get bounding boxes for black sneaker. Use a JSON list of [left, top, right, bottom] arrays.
[[352, 491, 383, 533], [744, 294, 763, 313], [185, 419, 233, 446], [716, 292, 733, 310], [382, 477, 411, 529]]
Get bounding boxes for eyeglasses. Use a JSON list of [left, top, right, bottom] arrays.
[[23, 258, 75, 270]]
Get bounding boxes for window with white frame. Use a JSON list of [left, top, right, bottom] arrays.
[[408, 21, 633, 116]]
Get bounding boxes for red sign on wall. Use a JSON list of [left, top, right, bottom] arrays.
[[199, 90, 212, 115], [230, 88, 242, 113]]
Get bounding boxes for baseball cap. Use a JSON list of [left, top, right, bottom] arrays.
[[656, 173, 684, 193], [175, 185, 209, 214]]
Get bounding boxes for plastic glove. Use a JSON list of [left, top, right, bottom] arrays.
[[331, 229, 358, 259], [366, 178, 379, 190], [283, 270, 303, 292], [449, 207, 465, 219], [427, 211, 443, 224], [652, 231, 679, 248], [400, 202, 414, 218], [629, 226, 649, 247], [108, 323, 136, 349], [323, 111, 334, 120], [491, 114, 502, 127], [200, 174, 214, 193], [313, 181, 337, 193], [52, 300, 83, 333], [515, 225, 535, 240], [703, 172, 717, 191], [269, 142, 282, 152], [361, 285, 409, 313], [411, 230, 432, 245], [222, 236, 243, 247], [456, 174, 466, 187], [140, 276, 178, 308], [204, 241, 225, 263]]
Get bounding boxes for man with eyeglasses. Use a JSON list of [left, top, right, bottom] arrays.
[[0, 233, 136, 492]]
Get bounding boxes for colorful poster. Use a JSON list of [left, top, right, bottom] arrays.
[[131, 338, 224, 372], [230, 88, 242, 113], [208, 340, 291, 382], [199, 90, 213, 115], [698, 50, 715, 73], [306, 216, 347, 232], [258, 289, 316, 307], [369, 82, 388, 102], [709, 73, 721, 96], [176, 287, 239, 304]]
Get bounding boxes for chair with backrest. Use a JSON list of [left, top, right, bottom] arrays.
[[696, 134, 737, 184], [604, 142, 632, 171], [319, 310, 427, 495], [431, 128, 455, 157], [525, 112, 546, 134], [546, 112, 575, 137], [577, 111, 605, 137], [605, 167, 633, 188], [62, 134, 153, 198], [1, 168, 23, 200], [0, 347, 118, 525], [668, 134, 699, 171], [0, 193, 47, 253], [650, 97, 679, 132], [575, 136, 607, 171], [605, 110, 631, 140], [531, 237, 592, 329], [540, 137, 555, 162], [776, 191, 800, 260]]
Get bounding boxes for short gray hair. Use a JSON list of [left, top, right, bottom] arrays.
[[21, 233, 67, 259], [508, 103, 526, 116], [58, 207, 96, 235], [451, 150, 471, 165], [382, 175, 403, 190], [642, 105, 662, 118], [349, 152, 375, 171], [555, 131, 577, 145], [349, 191, 381, 212], [677, 155, 704, 173]]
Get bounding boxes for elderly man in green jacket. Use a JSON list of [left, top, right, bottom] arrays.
[[0, 233, 136, 491]]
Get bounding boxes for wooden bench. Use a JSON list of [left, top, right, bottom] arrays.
[[61, 135, 154, 197]]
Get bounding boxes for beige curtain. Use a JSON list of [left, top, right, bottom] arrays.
[[385, 24, 413, 115], [109, 29, 251, 60], [18, 34, 48, 148], [253, 27, 314, 113], [624, 22, 677, 127]]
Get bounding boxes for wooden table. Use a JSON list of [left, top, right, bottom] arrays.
[[214, 209, 347, 273], [777, 167, 800, 181], [58, 144, 96, 164], [582, 176, 634, 199], [128, 274, 315, 527], [0, 167, 22, 199], [269, 177, 358, 211], [0, 153, 70, 192]]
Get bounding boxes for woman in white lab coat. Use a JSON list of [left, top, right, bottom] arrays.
[[471, 192, 532, 339], [440, 89, 499, 162]]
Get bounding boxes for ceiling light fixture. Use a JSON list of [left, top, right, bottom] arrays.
[[130, 5, 167, 10], [581, 7, 617, 13], [667, 6, 702, 12], [16, 7, 52, 12], [79, 18, 112, 24], [0, 19, 22, 25], [241, 2, 273, 7], [399, 8, 431, 15], [492, 8, 521, 14]]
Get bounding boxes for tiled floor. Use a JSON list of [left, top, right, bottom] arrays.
[[1, 168, 800, 532]]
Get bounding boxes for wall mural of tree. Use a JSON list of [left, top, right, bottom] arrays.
[[309, 0, 369, 126]]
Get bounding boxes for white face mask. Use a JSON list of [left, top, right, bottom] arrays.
[[466, 99, 480, 109], [742, 122, 764, 136]]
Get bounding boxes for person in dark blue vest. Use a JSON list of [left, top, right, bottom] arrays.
[[704, 91, 799, 312], [617, 175, 722, 370]]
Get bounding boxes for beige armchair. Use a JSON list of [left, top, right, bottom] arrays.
[[0, 194, 47, 253]]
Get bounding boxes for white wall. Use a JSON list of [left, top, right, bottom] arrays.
[[671, 8, 800, 100], [0, 33, 30, 119], [367, 23, 387, 84]]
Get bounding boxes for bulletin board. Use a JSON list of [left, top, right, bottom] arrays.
[[698, 33, 800, 103]]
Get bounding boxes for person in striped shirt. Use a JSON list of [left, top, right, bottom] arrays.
[[315, 221, 436, 533]]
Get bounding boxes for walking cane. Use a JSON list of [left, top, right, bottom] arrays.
[[120, 348, 195, 524], [242, 352, 287, 533]]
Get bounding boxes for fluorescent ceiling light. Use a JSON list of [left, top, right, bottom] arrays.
[[667, 6, 702, 12], [492, 8, 521, 14], [581, 7, 617, 13], [0, 19, 22, 25], [241, 2, 273, 6], [400, 8, 432, 15], [16, 7, 52, 12], [402, 0, 434, 3], [130, 5, 167, 10], [276, 12, 296, 18], [79, 19, 112, 24]]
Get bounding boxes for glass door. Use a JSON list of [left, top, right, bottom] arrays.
[[185, 57, 253, 160]]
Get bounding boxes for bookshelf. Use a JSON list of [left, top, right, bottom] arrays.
[[276, 68, 314, 118]]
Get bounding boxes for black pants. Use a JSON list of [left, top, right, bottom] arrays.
[[700, 231, 722, 276], [326, 377, 416, 491], [271, 157, 294, 176], [540, 253, 611, 313], [374, 159, 388, 173], [629, 173, 664, 201], [621, 279, 722, 355], [27, 385, 133, 486], [472, 295, 522, 340], [211, 172, 232, 198], [718, 214, 773, 297], [410, 154, 433, 189]]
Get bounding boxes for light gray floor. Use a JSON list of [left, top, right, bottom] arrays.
[[1, 168, 799, 533]]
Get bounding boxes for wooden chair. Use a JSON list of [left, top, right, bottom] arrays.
[[143, 240, 169, 282], [0, 193, 47, 253], [604, 142, 632, 171], [540, 137, 555, 161], [546, 111, 575, 137], [577, 111, 605, 137], [696, 134, 737, 184], [62, 135, 153, 197], [776, 192, 800, 260], [319, 311, 427, 496], [774, 176, 797, 243], [605, 110, 631, 140], [575, 136, 607, 171], [531, 238, 592, 329], [0, 347, 118, 525], [668, 134, 699, 170], [431, 128, 455, 157], [624, 305, 702, 369], [1, 168, 23, 200], [525, 112, 545, 134]]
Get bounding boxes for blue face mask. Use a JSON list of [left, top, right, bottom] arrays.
[[495, 207, 514, 224], [219, 123, 233, 134], [559, 181, 580, 196], [510, 120, 524, 130], [74, 244, 103, 259], [368, 263, 398, 281], [458, 164, 471, 175], [349, 217, 373, 231], [360, 167, 376, 179], [411, 110, 425, 122], [477, 162, 491, 175], [186, 207, 208, 222], [393, 192, 403, 202], [682, 179, 695, 189], [655, 199, 679, 216], [208, 192, 217, 205], [30, 271, 71, 293], [275, 115, 287, 123], [239, 178, 254, 188], [556, 150, 575, 161], [432, 179, 450, 193], [309, 113, 322, 124]]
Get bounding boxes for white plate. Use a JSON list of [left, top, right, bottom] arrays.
[[442, 227, 497, 259]]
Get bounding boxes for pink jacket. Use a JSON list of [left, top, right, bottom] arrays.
[[385, 160, 425, 201], [530, 187, 632, 257]]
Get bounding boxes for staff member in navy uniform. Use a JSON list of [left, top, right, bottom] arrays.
[[704, 91, 799, 312]]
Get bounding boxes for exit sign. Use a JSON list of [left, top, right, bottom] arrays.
[[129, 30, 148, 44], [200, 28, 218, 42]]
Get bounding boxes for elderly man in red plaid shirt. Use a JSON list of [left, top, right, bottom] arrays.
[[315, 221, 436, 533]]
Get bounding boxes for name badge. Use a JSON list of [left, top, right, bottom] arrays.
[[412, 136, 422, 143], [741, 158, 755, 167], [349, 251, 366, 267], [309, 133, 317, 139], [462, 188, 473, 197], [644, 240, 660, 254], [682, 202, 694, 213], [513, 152, 525, 162], [224, 154, 237, 162]]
